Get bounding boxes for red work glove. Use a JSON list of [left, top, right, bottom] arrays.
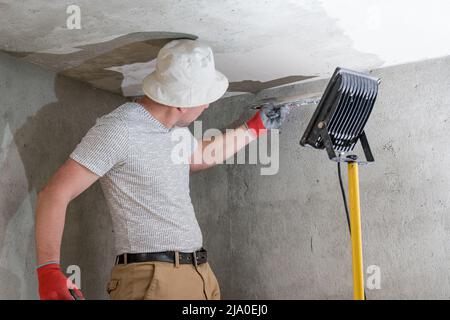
[[246, 103, 290, 138], [246, 111, 268, 137], [36, 263, 84, 300]]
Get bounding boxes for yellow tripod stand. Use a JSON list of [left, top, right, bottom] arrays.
[[348, 162, 364, 300]]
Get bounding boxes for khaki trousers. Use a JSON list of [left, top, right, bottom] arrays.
[[106, 259, 221, 300]]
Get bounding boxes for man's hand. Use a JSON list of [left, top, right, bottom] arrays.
[[246, 103, 290, 137], [36, 263, 84, 300]]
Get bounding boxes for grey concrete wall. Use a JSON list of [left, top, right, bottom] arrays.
[[191, 56, 450, 299], [0, 52, 125, 299]]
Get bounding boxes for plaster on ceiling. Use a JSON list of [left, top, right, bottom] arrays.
[[1, 0, 449, 97]]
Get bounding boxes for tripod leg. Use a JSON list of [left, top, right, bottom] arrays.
[[348, 162, 365, 300]]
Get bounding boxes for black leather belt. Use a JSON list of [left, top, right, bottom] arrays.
[[115, 248, 207, 266]]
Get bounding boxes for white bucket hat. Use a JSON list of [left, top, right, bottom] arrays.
[[142, 39, 229, 108]]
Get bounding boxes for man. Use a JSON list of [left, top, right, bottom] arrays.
[[35, 39, 289, 300]]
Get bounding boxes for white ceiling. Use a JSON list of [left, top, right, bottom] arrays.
[[1, 0, 450, 96]]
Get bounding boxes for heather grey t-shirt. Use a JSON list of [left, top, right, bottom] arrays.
[[70, 102, 202, 255]]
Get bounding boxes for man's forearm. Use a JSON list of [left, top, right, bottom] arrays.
[[35, 191, 69, 265], [190, 124, 257, 172], [210, 124, 257, 161]]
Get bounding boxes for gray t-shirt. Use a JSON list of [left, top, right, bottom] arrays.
[[70, 102, 202, 255]]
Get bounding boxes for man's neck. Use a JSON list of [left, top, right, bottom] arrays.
[[136, 97, 177, 129]]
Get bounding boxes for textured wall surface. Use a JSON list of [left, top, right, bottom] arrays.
[[191, 56, 450, 299], [0, 52, 125, 299]]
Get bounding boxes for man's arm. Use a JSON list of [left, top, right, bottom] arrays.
[[35, 159, 99, 300], [36, 159, 99, 264], [189, 124, 256, 172], [36, 159, 99, 265], [190, 104, 290, 172]]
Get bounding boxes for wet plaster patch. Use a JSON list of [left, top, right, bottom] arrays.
[[229, 75, 316, 93], [0, 32, 197, 96]]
